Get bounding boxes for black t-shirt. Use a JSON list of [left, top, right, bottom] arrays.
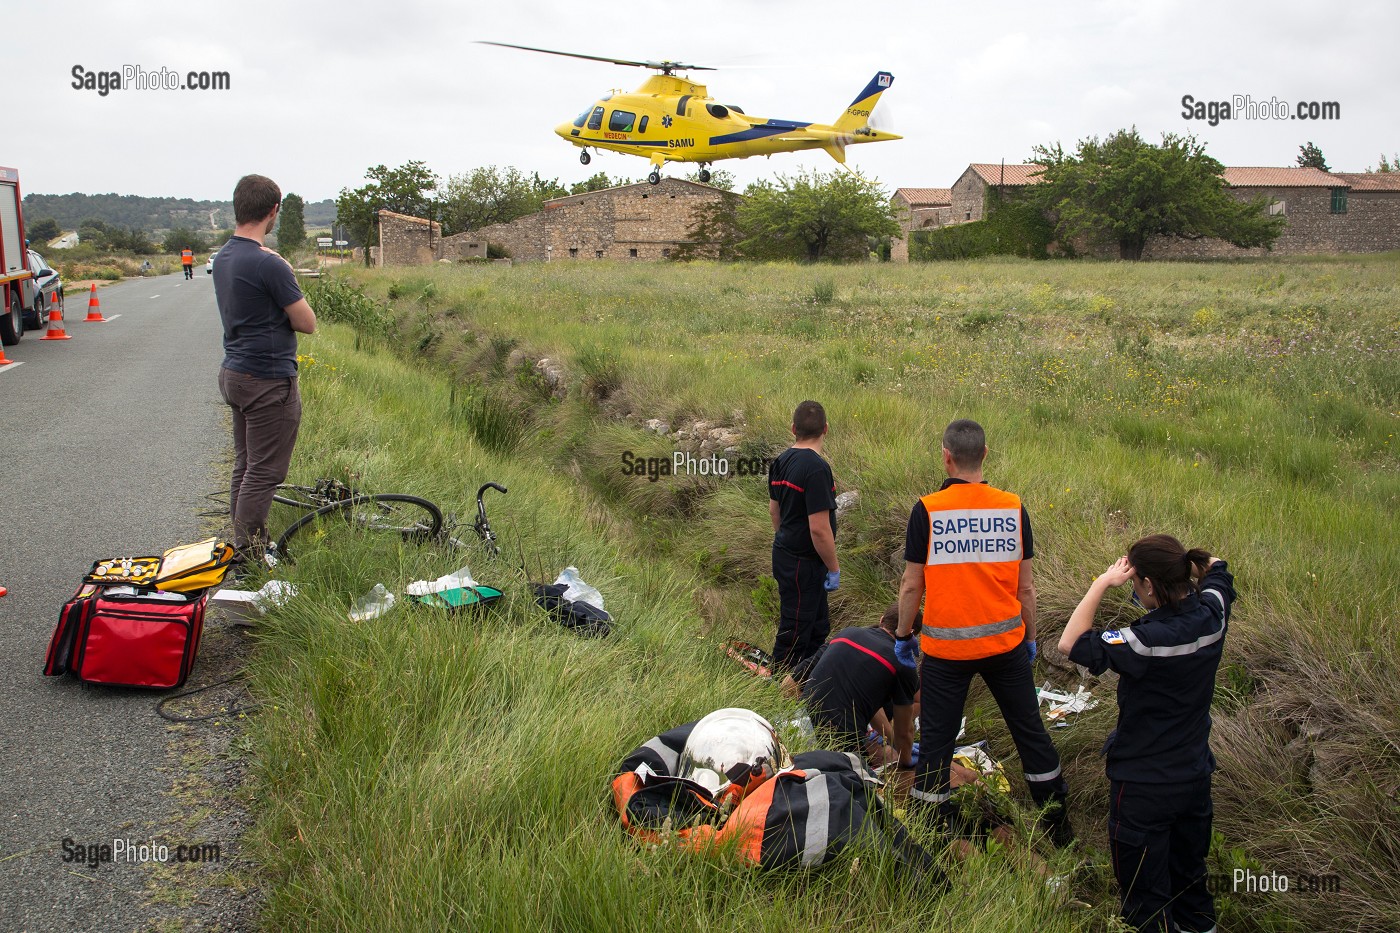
[[214, 236, 304, 379], [800, 626, 918, 742], [769, 447, 836, 559], [1068, 561, 1235, 783], [903, 477, 1034, 563]]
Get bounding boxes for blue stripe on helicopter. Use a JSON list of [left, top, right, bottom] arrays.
[[708, 122, 812, 146]]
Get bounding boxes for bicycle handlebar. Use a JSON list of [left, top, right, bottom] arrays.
[[477, 482, 508, 499]]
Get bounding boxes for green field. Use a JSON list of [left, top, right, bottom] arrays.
[[246, 255, 1398, 931]]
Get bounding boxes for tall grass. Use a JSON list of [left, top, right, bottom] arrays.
[[253, 254, 1399, 931]]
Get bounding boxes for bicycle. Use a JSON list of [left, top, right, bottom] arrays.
[[268, 478, 444, 563]]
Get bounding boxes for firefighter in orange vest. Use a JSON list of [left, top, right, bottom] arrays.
[[181, 248, 195, 279], [895, 418, 1072, 845]]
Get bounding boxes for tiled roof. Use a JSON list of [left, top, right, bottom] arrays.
[[894, 187, 952, 206], [967, 163, 1045, 186], [1329, 172, 1400, 192], [1220, 167, 1339, 187]]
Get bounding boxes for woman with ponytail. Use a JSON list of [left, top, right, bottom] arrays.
[[1057, 535, 1236, 933]]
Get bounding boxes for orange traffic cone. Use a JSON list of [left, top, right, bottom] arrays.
[[40, 297, 72, 341], [84, 283, 105, 322], [0, 343, 12, 365]]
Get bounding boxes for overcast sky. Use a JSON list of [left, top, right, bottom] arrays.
[[7, 0, 1396, 204]]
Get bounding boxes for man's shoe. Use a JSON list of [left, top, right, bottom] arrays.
[[1041, 813, 1076, 849]]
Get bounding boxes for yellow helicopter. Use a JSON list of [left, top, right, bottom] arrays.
[[480, 42, 901, 184]]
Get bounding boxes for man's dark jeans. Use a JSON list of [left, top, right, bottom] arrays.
[[218, 366, 301, 552]]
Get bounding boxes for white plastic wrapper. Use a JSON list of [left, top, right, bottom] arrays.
[[349, 583, 396, 622], [553, 566, 604, 611], [406, 565, 480, 597], [1037, 685, 1099, 726]]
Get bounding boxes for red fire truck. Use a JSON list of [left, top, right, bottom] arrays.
[[1, 165, 34, 345]]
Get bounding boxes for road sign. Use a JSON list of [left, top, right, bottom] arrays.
[[316, 237, 333, 247], [334, 240, 348, 247]]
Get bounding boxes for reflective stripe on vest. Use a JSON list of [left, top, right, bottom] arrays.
[[919, 482, 1026, 660], [182, 251, 193, 262]]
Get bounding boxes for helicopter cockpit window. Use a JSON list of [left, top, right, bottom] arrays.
[[573, 109, 589, 128], [608, 110, 636, 133], [586, 106, 604, 130]]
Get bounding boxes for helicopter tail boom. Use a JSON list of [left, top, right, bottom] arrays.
[[832, 71, 894, 133]]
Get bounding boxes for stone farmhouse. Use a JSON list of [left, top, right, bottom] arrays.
[[894, 163, 1400, 259], [890, 188, 952, 261], [376, 178, 733, 266]]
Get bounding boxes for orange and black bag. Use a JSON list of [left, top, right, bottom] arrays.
[[611, 721, 938, 880]]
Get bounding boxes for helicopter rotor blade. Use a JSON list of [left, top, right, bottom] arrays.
[[476, 41, 716, 72]]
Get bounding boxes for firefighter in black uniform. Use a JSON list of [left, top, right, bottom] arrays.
[[767, 400, 839, 670], [788, 603, 920, 768], [1058, 534, 1236, 933]]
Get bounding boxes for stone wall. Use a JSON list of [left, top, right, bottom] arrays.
[[439, 232, 488, 262], [406, 178, 731, 264], [545, 178, 722, 262], [930, 172, 1400, 259], [891, 206, 953, 261], [950, 171, 987, 224], [1141, 187, 1400, 258], [377, 210, 439, 267]]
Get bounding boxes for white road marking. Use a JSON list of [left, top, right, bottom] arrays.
[[150, 295, 161, 299], [0, 361, 25, 373], [89, 314, 120, 323]]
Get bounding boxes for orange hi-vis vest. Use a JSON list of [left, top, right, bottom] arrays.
[[181, 250, 193, 264], [919, 481, 1026, 661]]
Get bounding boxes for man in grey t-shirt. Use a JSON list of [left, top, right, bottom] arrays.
[[213, 174, 317, 563]]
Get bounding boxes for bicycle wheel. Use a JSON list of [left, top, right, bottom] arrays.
[[273, 494, 444, 561], [272, 484, 324, 510]]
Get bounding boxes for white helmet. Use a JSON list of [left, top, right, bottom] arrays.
[[677, 708, 788, 802]]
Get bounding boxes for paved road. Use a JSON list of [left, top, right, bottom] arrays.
[[0, 272, 238, 930]]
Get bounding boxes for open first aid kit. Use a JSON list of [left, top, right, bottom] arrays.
[[46, 538, 232, 690]]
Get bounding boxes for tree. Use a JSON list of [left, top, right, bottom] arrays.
[[1031, 128, 1284, 260], [735, 170, 899, 262], [162, 226, 206, 254], [277, 193, 307, 253], [438, 167, 566, 234], [684, 167, 737, 191], [672, 191, 746, 261], [1367, 153, 1398, 173], [26, 217, 61, 243], [1296, 142, 1330, 171], [569, 172, 622, 195], [336, 161, 439, 265]]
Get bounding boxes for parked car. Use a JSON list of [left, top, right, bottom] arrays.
[[25, 249, 63, 329]]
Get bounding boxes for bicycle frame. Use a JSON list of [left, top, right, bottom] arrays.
[[474, 483, 508, 556]]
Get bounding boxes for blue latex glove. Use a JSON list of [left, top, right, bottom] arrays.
[[894, 634, 920, 669], [1027, 639, 1038, 663], [910, 742, 921, 767], [823, 570, 840, 592]]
